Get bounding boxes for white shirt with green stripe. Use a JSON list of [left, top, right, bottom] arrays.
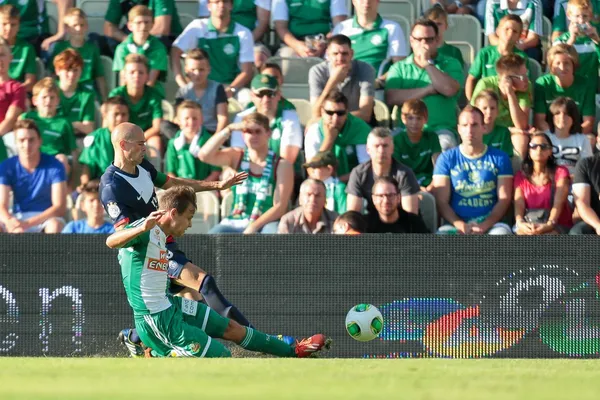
[[173, 18, 254, 84], [118, 220, 171, 317], [332, 15, 407, 75], [273, 0, 348, 38], [485, 0, 543, 36]]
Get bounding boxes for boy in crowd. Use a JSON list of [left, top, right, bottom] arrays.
[[53, 49, 96, 136], [304, 151, 347, 214], [0, 5, 36, 92], [109, 54, 163, 157], [20, 77, 75, 174], [49, 8, 106, 101], [113, 5, 168, 99], [473, 90, 514, 157], [78, 96, 129, 190], [62, 182, 114, 234], [466, 14, 527, 100], [165, 101, 220, 182], [392, 99, 441, 192], [424, 6, 465, 69]]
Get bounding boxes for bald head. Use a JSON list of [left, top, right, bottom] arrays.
[[111, 122, 144, 148]]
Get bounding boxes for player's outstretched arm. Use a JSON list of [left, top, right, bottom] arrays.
[[106, 211, 165, 249], [162, 172, 248, 193]]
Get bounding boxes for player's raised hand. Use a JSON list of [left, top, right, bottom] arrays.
[[143, 210, 166, 231], [218, 171, 249, 190]]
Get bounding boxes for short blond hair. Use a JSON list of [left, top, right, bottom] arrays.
[[65, 7, 87, 21], [32, 77, 59, 98], [401, 99, 428, 118], [176, 100, 202, 115], [473, 89, 500, 106], [128, 5, 153, 20], [124, 53, 149, 70], [242, 112, 270, 131], [547, 43, 579, 70], [0, 4, 19, 20], [567, 0, 592, 11]]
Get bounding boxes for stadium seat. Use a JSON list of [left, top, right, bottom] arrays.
[[49, 16, 57, 34], [179, 13, 196, 30], [220, 190, 234, 219], [35, 58, 46, 80], [100, 55, 117, 93], [378, 0, 417, 25], [228, 97, 242, 122], [527, 57, 543, 82], [288, 98, 312, 128], [177, 1, 201, 18], [46, 1, 58, 30], [164, 64, 180, 104], [161, 100, 175, 122], [381, 14, 411, 56], [266, 56, 322, 85], [418, 191, 438, 233], [541, 15, 552, 57], [188, 191, 220, 234], [446, 40, 475, 70], [94, 101, 102, 129], [373, 99, 390, 128], [391, 105, 400, 128], [79, 0, 107, 35], [446, 15, 482, 60]]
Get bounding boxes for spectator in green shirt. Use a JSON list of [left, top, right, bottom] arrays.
[[113, 5, 168, 99], [20, 77, 76, 175], [0, 5, 36, 92], [48, 8, 107, 101], [423, 6, 465, 70], [473, 89, 515, 158], [53, 48, 96, 136], [78, 96, 129, 191], [466, 14, 526, 100], [304, 150, 347, 214], [534, 43, 595, 135]]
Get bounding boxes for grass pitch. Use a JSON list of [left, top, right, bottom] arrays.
[[2, 358, 600, 399]]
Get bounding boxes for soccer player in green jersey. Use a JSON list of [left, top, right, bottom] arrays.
[[53, 49, 96, 136], [473, 90, 514, 158], [107, 184, 331, 358], [49, 8, 107, 101], [0, 5, 36, 92]]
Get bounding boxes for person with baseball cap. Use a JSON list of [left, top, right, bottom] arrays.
[[304, 150, 347, 214]]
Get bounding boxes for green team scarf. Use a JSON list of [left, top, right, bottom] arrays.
[[232, 150, 276, 221], [317, 114, 371, 176]]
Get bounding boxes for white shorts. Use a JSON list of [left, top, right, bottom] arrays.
[[1, 211, 66, 233]]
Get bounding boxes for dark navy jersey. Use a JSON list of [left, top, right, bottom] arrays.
[[99, 159, 169, 229]]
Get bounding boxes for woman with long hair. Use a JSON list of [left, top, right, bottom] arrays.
[[514, 132, 572, 234], [546, 97, 593, 175]]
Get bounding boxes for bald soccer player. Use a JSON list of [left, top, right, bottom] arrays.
[[100, 122, 252, 357]]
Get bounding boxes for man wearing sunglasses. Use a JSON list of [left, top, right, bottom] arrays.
[[304, 90, 371, 182], [230, 74, 302, 167], [309, 34, 376, 123], [385, 19, 463, 151]]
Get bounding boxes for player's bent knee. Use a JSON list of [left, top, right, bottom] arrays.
[[223, 319, 246, 343]]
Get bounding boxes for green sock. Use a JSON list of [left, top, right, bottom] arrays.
[[239, 327, 295, 357]]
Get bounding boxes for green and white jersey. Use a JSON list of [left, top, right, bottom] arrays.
[[392, 128, 441, 187], [199, 0, 272, 31], [483, 125, 513, 157], [105, 0, 145, 25], [20, 111, 76, 156], [332, 15, 407, 74], [4, 0, 50, 40], [165, 129, 220, 180], [438, 42, 465, 69], [57, 87, 96, 125], [113, 35, 168, 83], [553, 0, 600, 33], [272, 0, 348, 39], [468, 45, 528, 79], [173, 19, 254, 85], [118, 221, 171, 317], [109, 85, 164, 131], [553, 33, 600, 85], [230, 106, 303, 155], [470, 75, 533, 127], [8, 39, 36, 83], [484, 0, 543, 37], [148, 0, 183, 35], [49, 40, 104, 90], [79, 127, 114, 180], [386, 53, 464, 132], [533, 73, 596, 117], [324, 177, 347, 214]]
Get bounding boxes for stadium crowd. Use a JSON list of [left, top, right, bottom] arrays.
[[1, 0, 600, 235]]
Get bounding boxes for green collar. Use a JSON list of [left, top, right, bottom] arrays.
[[207, 17, 235, 34], [351, 14, 383, 30]]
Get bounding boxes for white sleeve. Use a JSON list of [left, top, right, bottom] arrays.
[[330, 0, 348, 19], [255, 0, 271, 11], [386, 21, 407, 58], [279, 111, 303, 149], [304, 124, 322, 162], [198, 0, 209, 17], [484, 0, 496, 36], [237, 26, 255, 64], [356, 145, 369, 164], [230, 115, 246, 149], [173, 20, 205, 51], [272, 0, 289, 22], [332, 22, 343, 35]]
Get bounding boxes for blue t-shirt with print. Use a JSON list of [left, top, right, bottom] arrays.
[[433, 146, 512, 220], [62, 220, 115, 234], [0, 153, 66, 213]]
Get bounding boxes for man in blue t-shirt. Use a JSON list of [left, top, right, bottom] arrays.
[[432, 106, 513, 235], [62, 183, 114, 234], [0, 119, 67, 233]]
